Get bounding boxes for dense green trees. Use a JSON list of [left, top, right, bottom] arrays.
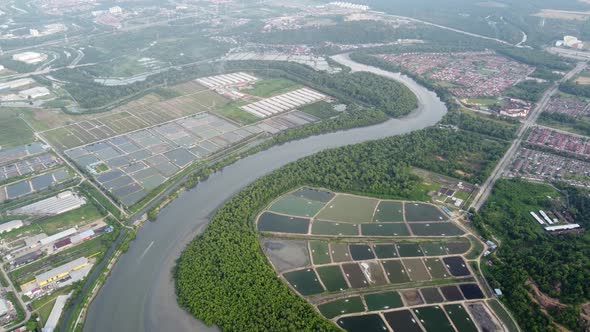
[[560, 80, 590, 99], [476, 179, 590, 332], [175, 128, 507, 331], [539, 112, 590, 137], [506, 80, 552, 102]]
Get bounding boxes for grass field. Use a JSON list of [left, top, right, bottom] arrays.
[[38, 204, 103, 235], [299, 101, 340, 119], [466, 235, 485, 259], [0, 109, 35, 148], [247, 78, 301, 98], [31, 286, 72, 326], [216, 101, 259, 125]]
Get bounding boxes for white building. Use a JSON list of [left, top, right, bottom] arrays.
[[12, 52, 47, 64], [12, 191, 86, 216], [0, 298, 8, 316], [38, 228, 77, 247], [42, 293, 71, 332], [109, 6, 123, 14], [328, 2, 369, 11], [0, 220, 23, 233], [559, 36, 585, 49], [0, 78, 35, 90]]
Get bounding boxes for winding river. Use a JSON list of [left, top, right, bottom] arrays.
[[83, 54, 447, 332]]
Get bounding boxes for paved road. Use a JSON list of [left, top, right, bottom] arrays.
[[378, 12, 514, 46], [470, 62, 587, 211]]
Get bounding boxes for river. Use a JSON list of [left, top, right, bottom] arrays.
[[83, 54, 447, 332]]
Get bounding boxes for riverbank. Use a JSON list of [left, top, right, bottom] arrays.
[[83, 55, 447, 332]]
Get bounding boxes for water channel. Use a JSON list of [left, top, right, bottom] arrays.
[[83, 54, 447, 332]]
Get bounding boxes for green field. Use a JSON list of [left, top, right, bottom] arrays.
[[316, 195, 378, 223], [1, 202, 103, 243], [466, 235, 484, 259], [215, 101, 259, 125], [247, 78, 301, 98], [269, 194, 327, 217], [0, 109, 35, 148], [39, 204, 103, 235], [299, 101, 340, 119]]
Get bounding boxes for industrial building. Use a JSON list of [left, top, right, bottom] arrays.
[[556, 36, 585, 49], [12, 191, 86, 216], [71, 229, 95, 244], [545, 224, 581, 232], [241, 88, 326, 118], [0, 298, 8, 317], [328, 1, 369, 11], [35, 257, 88, 286], [0, 219, 23, 233], [0, 78, 35, 90], [38, 228, 77, 247], [530, 211, 545, 225], [196, 72, 257, 88], [42, 293, 71, 332], [539, 210, 555, 225], [11, 52, 48, 64]]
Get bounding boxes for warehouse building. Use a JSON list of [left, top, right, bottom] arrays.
[[12, 191, 86, 216], [545, 224, 581, 232], [38, 228, 77, 247], [35, 257, 88, 286], [42, 293, 71, 332], [196, 72, 257, 88], [0, 78, 35, 90], [12, 52, 47, 64], [0, 219, 23, 233]]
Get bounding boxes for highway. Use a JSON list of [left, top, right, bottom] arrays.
[[470, 61, 587, 211]]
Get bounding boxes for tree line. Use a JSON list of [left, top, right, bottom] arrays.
[[473, 179, 590, 332]]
